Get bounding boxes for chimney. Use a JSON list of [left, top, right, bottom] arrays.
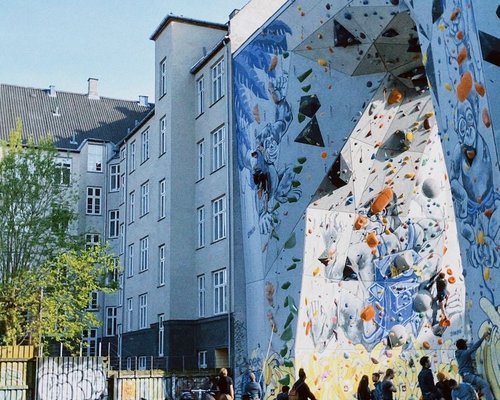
[[87, 78, 99, 99], [138, 95, 148, 107], [48, 85, 56, 97]]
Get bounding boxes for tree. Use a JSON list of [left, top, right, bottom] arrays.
[[0, 121, 116, 352]]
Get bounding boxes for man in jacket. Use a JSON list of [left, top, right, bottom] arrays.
[[418, 356, 443, 400]]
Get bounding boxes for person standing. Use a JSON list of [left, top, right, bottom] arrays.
[[371, 372, 382, 400], [244, 372, 262, 400], [435, 372, 452, 400], [381, 369, 397, 400], [217, 368, 234, 400], [357, 375, 371, 400], [455, 329, 493, 400], [290, 368, 317, 400], [276, 385, 290, 400], [448, 379, 479, 400], [418, 356, 443, 400]]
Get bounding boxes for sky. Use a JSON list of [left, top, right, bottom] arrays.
[[0, 0, 249, 101]]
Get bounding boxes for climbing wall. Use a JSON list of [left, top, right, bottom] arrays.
[[232, 0, 498, 399]]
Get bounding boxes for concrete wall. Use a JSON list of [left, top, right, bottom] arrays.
[[233, 0, 498, 399]]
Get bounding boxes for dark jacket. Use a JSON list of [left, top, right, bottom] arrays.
[[418, 367, 440, 399], [244, 381, 262, 399], [292, 379, 316, 400]]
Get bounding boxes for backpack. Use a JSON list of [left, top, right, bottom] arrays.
[[288, 382, 303, 400]]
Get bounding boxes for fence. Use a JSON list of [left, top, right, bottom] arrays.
[[0, 347, 214, 400]]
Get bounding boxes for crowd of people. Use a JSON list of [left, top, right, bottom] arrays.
[[203, 329, 492, 400]]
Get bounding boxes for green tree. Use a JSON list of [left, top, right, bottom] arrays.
[[0, 121, 116, 352]]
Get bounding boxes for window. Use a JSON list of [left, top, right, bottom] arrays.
[[197, 206, 205, 248], [120, 148, 126, 161], [127, 298, 133, 331], [198, 275, 205, 317], [138, 356, 147, 370], [119, 223, 125, 254], [212, 196, 226, 242], [85, 234, 100, 249], [127, 244, 134, 277], [213, 269, 227, 314], [211, 58, 224, 103], [159, 179, 166, 219], [86, 187, 102, 215], [159, 116, 167, 156], [159, 58, 167, 97], [82, 329, 97, 356], [117, 324, 122, 356], [198, 350, 207, 369], [108, 210, 119, 238], [211, 126, 225, 171], [109, 164, 120, 192], [105, 307, 117, 336], [88, 291, 98, 310], [118, 274, 123, 306], [140, 236, 149, 272], [158, 314, 164, 357], [126, 357, 132, 370], [87, 144, 103, 172], [141, 128, 150, 163], [197, 140, 204, 181], [140, 182, 150, 216], [129, 141, 136, 172], [120, 174, 126, 203], [196, 76, 205, 115], [109, 257, 119, 284], [56, 158, 71, 185], [129, 191, 135, 223], [139, 293, 148, 329], [158, 244, 166, 286]]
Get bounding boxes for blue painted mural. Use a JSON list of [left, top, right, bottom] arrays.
[[233, 0, 498, 399]]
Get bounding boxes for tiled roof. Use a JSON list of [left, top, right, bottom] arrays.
[[0, 84, 153, 150]]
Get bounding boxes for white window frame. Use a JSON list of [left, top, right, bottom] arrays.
[[82, 328, 97, 356], [86, 186, 102, 215], [198, 350, 207, 369], [56, 157, 71, 185], [118, 274, 123, 306], [159, 179, 166, 219], [127, 244, 134, 277], [120, 174, 126, 203], [88, 291, 98, 310], [159, 116, 167, 156], [196, 76, 205, 115], [140, 236, 149, 272], [129, 191, 135, 223], [87, 144, 103, 172], [126, 298, 133, 332], [117, 324, 122, 356], [85, 233, 100, 249], [119, 223, 125, 254], [211, 58, 224, 103], [158, 244, 166, 286], [109, 164, 120, 192], [140, 181, 150, 216], [211, 126, 225, 171], [129, 141, 136, 172], [138, 356, 147, 370], [120, 148, 126, 161], [213, 269, 227, 315], [197, 206, 205, 248], [159, 58, 167, 97], [108, 210, 119, 238], [198, 275, 205, 317], [105, 306, 117, 337], [139, 293, 148, 329], [141, 128, 150, 163], [158, 314, 164, 357], [197, 140, 205, 181], [212, 196, 226, 242]]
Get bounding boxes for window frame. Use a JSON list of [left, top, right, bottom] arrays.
[[212, 196, 226, 242], [159, 116, 167, 156], [198, 350, 207, 369], [82, 328, 98, 356], [159, 58, 167, 97], [129, 141, 136, 172], [109, 164, 120, 192], [158, 314, 165, 357], [126, 297, 133, 332], [197, 139, 205, 181], [55, 157, 71, 185], [108, 209, 119, 238], [87, 144, 103, 173], [86, 186, 102, 215], [139, 236, 149, 272], [213, 269, 227, 315], [196, 76, 205, 115], [158, 244, 166, 286], [198, 274, 205, 317], [127, 244, 134, 277], [140, 181, 150, 217], [139, 293, 148, 329], [105, 306, 117, 337], [128, 191, 135, 224], [159, 179, 166, 220], [197, 206, 205, 248], [211, 58, 224, 104], [141, 128, 150, 164], [211, 126, 225, 172]]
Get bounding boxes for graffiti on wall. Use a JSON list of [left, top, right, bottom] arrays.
[[234, 0, 498, 399], [37, 357, 107, 400]]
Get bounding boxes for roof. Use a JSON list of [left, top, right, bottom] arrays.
[[150, 15, 227, 41], [0, 84, 153, 151], [190, 36, 229, 74]]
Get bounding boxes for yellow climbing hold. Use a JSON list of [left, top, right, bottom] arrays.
[[484, 267, 491, 281], [476, 230, 485, 245], [405, 131, 414, 142], [444, 83, 453, 91], [317, 58, 328, 67], [438, 24, 446, 32], [405, 172, 416, 179]]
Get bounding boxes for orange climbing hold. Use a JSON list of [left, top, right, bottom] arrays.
[[366, 231, 379, 248], [448, 276, 456, 284], [387, 89, 403, 105], [423, 341, 431, 349], [355, 215, 369, 230], [371, 188, 393, 214], [456, 31, 464, 41], [483, 108, 491, 128], [457, 47, 467, 65], [360, 304, 376, 321], [475, 82, 485, 97], [269, 55, 278, 72], [456, 71, 473, 102], [450, 8, 460, 21]]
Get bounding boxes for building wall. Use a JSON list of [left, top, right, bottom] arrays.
[[232, 1, 498, 399]]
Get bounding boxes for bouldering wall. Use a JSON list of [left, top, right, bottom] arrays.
[[232, 0, 498, 399]]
